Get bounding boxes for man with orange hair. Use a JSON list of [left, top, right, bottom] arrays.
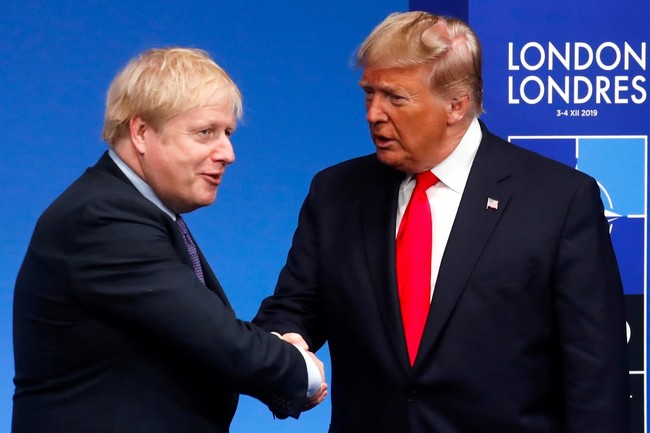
[[255, 12, 628, 433]]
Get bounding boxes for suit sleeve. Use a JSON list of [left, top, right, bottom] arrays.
[[254, 176, 328, 352], [554, 177, 629, 432], [64, 196, 308, 418]]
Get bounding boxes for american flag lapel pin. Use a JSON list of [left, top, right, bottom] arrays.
[[486, 197, 499, 210]]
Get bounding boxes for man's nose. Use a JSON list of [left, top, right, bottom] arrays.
[[366, 97, 387, 123], [212, 136, 235, 165]]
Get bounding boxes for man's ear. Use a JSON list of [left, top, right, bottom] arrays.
[[447, 95, 471, 124], [129, 115, 149, 155]]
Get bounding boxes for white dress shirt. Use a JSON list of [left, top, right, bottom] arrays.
[[396, 118, 482, 300]]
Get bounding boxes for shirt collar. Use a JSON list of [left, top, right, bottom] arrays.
[[108, 149, 177, 221], [432, 117, 482, 194]]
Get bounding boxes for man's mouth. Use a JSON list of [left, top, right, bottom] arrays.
[[202, 172, 224, 185], [373, 134, 396, 148]]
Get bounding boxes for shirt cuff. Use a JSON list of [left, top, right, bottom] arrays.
[[270, 332, 322, 397], [294, 345, 322, 398]]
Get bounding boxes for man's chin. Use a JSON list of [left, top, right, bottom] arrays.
[[376, 149, 404, 170], [177, 195, 217, 214], [202, 194, 218, 207]]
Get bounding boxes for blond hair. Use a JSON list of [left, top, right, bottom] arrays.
[[102, 47, 242, 146], [356, 12, 483, 115]]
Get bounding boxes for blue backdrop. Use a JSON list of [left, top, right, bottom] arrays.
[[1, 1, 647, 432]]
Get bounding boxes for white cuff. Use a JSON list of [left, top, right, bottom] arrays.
[[295, 346, 323, 398], [270, 332, 322, 397], [294, 346, 322, 398]]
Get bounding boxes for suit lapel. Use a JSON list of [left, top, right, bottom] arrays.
[[196, 247, 232, 308], [361, 160, 412, 369], [414, 129, 513, 370], [168, 218, 232, 307]]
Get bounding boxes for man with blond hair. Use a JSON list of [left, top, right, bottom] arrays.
[[12, 47, 326, 433], [254, 12, 628, 432]]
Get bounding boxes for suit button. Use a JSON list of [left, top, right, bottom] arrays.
[[407, 389, 417, 401]]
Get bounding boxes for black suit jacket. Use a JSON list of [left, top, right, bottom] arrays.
[[13, 152, 308, 433], [254, 123, 629, 433]]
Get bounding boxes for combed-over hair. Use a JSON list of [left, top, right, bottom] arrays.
[[356, 12, 483, 115]]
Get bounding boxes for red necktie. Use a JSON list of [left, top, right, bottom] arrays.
[[396, 171, 438, 366]]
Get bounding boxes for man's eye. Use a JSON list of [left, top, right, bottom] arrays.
[[389, 94, 407, 104], [198, 129, 214, 136]]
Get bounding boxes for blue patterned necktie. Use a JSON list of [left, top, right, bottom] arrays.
[[175, 215, 205, 284]]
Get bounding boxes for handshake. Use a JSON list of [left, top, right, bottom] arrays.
[[276, 332, 328, 411]]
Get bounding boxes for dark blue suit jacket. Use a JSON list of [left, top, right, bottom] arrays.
[[13, 152, 308, 433], [255, 123, 629, 433]]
